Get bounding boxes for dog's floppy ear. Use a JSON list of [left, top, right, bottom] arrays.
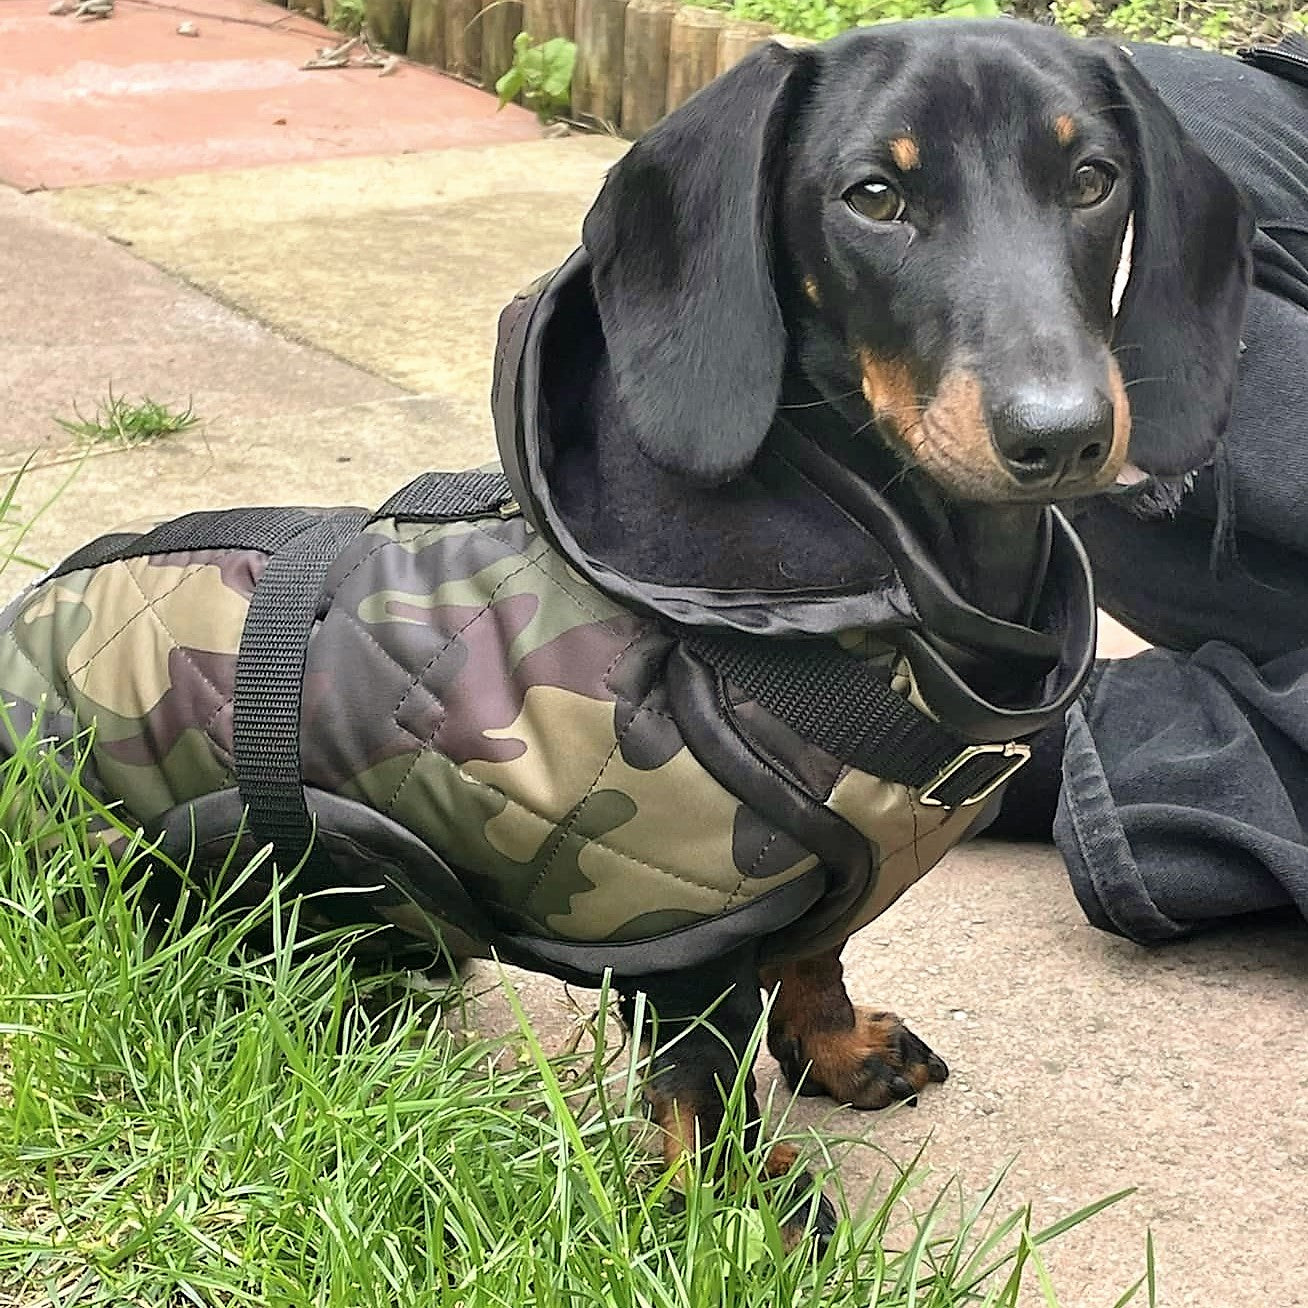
[[1098, 43, 1253, 477], [581, 42, 812, 485]]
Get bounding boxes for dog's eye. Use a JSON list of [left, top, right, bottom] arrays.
[[844, 180, 906, 223], [1069, 160, 1116, 208]]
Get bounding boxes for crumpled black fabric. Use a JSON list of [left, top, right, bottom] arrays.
[[1055, 648, 1308, 941]]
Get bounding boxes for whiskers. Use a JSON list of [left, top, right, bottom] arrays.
[[775, 387, 863, 412]]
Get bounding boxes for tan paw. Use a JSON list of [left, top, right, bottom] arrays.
[[769, 1008, 949, 1109]]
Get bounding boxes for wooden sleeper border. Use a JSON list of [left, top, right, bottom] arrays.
[[295, 0, 799, 139]]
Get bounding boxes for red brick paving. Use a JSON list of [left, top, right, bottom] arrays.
[[0, 0, 542, 190]]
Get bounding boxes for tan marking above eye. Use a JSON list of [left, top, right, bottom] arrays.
[[889, 136, 919, 171], [802, 275, 821, 306], [1054, 114, 1077, 147]]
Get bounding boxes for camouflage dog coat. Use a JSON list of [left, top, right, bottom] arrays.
[[0, 253, 1097, 984]]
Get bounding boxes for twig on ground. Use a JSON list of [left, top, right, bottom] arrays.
[[301, 29, 401, 73]]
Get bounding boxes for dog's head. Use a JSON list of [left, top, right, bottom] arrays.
[[581, 20, 1252, 505]]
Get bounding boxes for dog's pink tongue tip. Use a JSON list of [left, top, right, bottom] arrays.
[[1115, 462, 1150, 487]]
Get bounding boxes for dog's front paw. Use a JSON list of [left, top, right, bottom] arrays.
[[769, 1008, 949, 1109], [661, 1140, 837, 1250], [763, 1142, 838, 1250]]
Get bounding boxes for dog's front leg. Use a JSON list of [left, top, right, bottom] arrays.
[[617, 947, 835, 1243], [761, 944, 949, 1109]]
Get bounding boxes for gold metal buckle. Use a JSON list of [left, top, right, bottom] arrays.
[[918, 741, 1032, 808]]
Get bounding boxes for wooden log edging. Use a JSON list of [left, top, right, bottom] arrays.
[[716, 17, 776, 76], [375, 0, 806, 146], [666, 6, 727, 113], [619, 7, 797, 139], [620, 0, 677, 139], [524, 0, 576, 41], [444, 0, 484, 81], [368, 0, 411, 50], [481, 0, 526, 93], [407, 0, 446, 65], [573, 0, 629, 130]]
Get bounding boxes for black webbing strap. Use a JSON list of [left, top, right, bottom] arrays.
[[50, 533, 142, 579], [51, 507, 324, 580], [375, 469, 514, 521], [232, 509, 370, 881], [685, 633, 1027, 809], [53, 472, 515, 586], [229, 469, 518, 879]]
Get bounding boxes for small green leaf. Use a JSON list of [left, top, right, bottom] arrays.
[[495, 66, 525, 108], [500, 32, 576, 122], [538, 38, 577, 102]]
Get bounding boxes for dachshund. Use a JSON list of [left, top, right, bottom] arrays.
[[568, 17, 1251, 1239]]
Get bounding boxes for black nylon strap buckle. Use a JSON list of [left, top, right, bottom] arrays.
[[918, 741, 1031, 808]]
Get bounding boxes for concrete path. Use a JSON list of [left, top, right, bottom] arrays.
[[1, 6, 1303, 1304]]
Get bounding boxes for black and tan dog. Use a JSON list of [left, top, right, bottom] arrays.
[[561, 17, 1250, 1232]]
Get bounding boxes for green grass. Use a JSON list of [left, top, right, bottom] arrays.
[[1048, 0, 1298, 46], [724, 0, 1001, 45], [0, 458, 61, 578], [0, 721, 1157, 1307], [54, 388, 199, 450]]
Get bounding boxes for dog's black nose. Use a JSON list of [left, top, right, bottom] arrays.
[[990, 387, 1114, 488]]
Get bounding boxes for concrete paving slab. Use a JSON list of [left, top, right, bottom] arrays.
[[0, 185, 487, 571], [6, 396, 494, 576], [51, 137, 629, 430], [0, 0, 542, 192], [0, 185, 403, 462]]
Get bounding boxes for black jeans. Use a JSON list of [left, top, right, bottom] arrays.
[[1047, 645, 1308, 941]]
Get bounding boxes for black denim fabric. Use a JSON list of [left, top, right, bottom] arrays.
[[989, 41, 1308, 943], [1053, 648, 1308, 941]]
